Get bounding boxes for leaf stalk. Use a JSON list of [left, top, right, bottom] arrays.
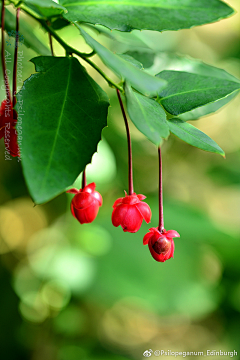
[[13, 7, 20, 110], [116, 89, 134, 195], [1, 0, 11, 102], [82, 169, 86, 189], [158, 146, 164, 233], [18, 4, 123, 92]]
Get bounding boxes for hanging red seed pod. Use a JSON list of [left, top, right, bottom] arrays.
[[112, 191, 151, 233], [67, 182, 102, 224], [143, 227, 180, 262]]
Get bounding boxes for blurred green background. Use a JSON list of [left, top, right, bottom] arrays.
[[0, 0, 240, 359]]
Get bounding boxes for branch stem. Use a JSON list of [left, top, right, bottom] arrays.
[[48, 33, 54, 56], [1, 0, 11, 102], [158, 146, 164, 233], [19, 5, 123, 92], [82, 169, 86, 189], [83, 57, 123, 91], [116, 89, 134, 195], [13, 7, 20, 110]]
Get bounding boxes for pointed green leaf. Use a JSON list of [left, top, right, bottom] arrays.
[[179, 92, 238, 121], [168, 118, 225, 156], [124, 51, 155, 69], [23, 0, 66, 7], [125, 83, 169, 145], [59, 0, 234, 32], [77, 25, 167, 96], [118, 54, 143, 69], [17, 56, 109, 204], [152, 53, 240, 82], [157, 70, 240, 115], [85, 24, 150, 50], [50, 17, 70, 30], [20, 0, 67, 19], [150, 53, 240, 120]]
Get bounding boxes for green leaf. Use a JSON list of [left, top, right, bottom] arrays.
[[125, 83, 169, 145], [77, 25, 167, 96], [179, 92, 238, 121], [20, 0, 67, 19], [157, 70, 240, 115], [150, 53, 240, 120], [124, 51, 155, 69], [117, 54, 143, 69], [17, 56, 109, 204], [167, 118, 225, 156], [59, 0, 234, 32], [152, 53, 240, 82], [85, 24, 150, 50], [50, 17, 70, 30]]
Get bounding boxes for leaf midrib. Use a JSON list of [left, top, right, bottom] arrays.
[[63, 1, 218, 11], [160, 86, 239, 101], [169, 121, 223, 153], [39, 60, 72, 196], [134, 94, 151, 127], [134, 93, 165, 135]]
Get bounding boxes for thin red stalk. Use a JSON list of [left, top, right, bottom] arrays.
[[1, 0, 11, 102], [13, 8, 20, 111], [158, 146, 164, 233], [116, 89, 134, 195], [82, 169, 86, 189], [49, 33, 54, 56]]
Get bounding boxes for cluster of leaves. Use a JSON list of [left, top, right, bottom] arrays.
[[2, 0, 240, 204]]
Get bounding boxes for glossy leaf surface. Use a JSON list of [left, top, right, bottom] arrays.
[[125, 83, 169, 145], [60, 0, 234, 32], [168, 118, 225, 156], [17, 56, 109, 204], [157, 71, 240, 115], [77, 26, 167, 96]]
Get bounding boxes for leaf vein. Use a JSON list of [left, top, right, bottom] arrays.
[[160, 86, 238, 101], [39, 61, 73, 195]]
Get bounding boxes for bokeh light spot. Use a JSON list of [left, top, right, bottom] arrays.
[[77, 225, 112, 256], [41, 280, 71, 310], [0, 207, 24, 252], [54, 305, 86, 336], [58, 345, 88, 360], [19, 291, 49, 323], [72, 138, 116, 189]]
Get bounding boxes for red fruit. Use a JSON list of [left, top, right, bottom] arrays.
[[0, 99, 19, 157], [67, 182, 102, 224], [143, 227, 180, 262], [112, 192, 151, 233]]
